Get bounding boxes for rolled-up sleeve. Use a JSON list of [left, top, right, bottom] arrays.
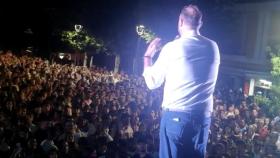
[[142, 43, 170, 90]]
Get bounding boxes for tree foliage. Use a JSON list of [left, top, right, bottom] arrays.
[[259, 44, 280, 116], [61, 27, 107, 53], [268, 44, 280, 78]]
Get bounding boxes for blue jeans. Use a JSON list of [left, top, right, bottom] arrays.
[[159, 110, 211, 158]]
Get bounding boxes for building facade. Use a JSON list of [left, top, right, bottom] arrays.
[[219, 1, 280, 95]]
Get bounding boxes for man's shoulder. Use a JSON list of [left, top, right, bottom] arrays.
[[163, 38, 185, 49], [162, 35, 218, 50], [161, 40, 176, 52], [198, 35, 218, 45]]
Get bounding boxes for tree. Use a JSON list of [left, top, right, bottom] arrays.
[[268, 44, 280, 95], [61, 25, 105, 53], [255, 44, 280, 117], [61, 25, 123, 72], [61, 25, 111, 67]]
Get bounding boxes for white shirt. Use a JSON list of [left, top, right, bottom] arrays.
[[143, 33, 220, 116]]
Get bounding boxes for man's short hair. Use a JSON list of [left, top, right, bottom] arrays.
[[180, 5, 202, 28]]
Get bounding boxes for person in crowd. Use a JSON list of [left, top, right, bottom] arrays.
[[1, 51, 280, 157]]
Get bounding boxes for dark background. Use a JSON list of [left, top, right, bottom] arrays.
[[0, 0, 278, 72]]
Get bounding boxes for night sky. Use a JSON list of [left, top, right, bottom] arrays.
[[0, 0, 277, 58]]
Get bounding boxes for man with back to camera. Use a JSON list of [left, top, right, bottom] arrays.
[[142, 5, 220, 158]]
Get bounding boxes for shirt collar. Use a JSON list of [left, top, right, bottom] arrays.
[[180, 30, 200, 38]]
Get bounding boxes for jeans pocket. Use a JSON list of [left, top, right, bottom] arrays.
[[192, 117, 211, 147], [166, 117, 186, 141]]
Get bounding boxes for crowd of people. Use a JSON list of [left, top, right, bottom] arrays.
[[0, 52, 280, 157], [208, 88, 280, 158]]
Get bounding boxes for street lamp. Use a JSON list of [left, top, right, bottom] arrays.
[[75, 24, 83, 32]]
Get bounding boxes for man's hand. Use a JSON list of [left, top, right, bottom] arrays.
[[144, 38, 162, 58]]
